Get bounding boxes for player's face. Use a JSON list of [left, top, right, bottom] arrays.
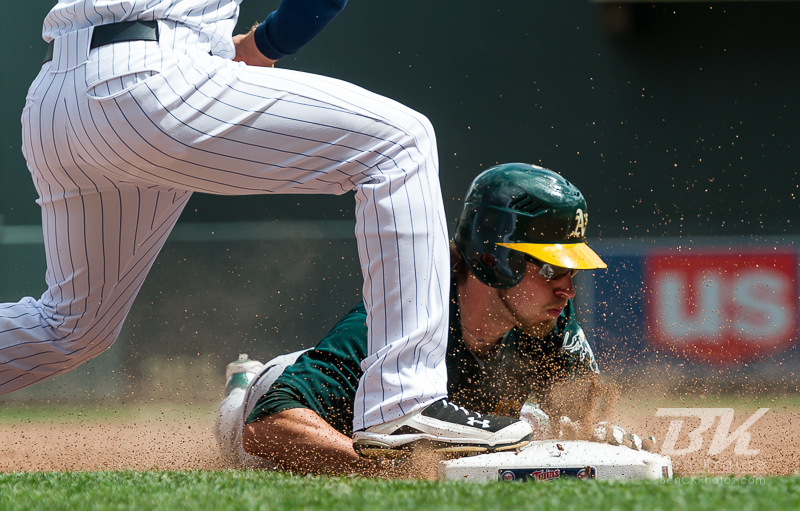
[[496, 259, 577, 336]]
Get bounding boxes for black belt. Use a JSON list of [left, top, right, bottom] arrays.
[[43, 20, 159, 64]]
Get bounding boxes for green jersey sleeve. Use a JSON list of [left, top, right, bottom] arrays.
[[245, 303, 368, 436]]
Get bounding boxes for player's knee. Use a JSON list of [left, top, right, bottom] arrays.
[[408, 110, 437, 150], [386, 104, 436, 155], [46, 317, 122, 362]]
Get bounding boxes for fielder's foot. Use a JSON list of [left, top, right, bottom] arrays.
[[352, 398, 533, 458], [223, 353, 264, 396]]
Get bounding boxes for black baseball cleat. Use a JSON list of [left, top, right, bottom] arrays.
[[352, 398, 533, 458]]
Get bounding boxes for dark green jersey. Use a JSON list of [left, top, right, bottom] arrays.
[[246, 290, 598, 437]]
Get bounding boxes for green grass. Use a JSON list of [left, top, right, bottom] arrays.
[[0, 471, 798, 511]]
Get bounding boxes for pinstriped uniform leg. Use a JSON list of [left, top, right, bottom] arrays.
[[2, 42, 450, 428], [0, 178, 190, 394], [0, 52, 192, 394]]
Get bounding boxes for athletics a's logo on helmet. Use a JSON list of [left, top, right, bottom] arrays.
[[568, 209, 587, 239]]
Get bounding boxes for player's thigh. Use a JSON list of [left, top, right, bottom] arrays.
[[87, 54, 436, 195]]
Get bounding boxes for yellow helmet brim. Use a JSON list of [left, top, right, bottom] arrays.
[[496, 242, 607, 270]]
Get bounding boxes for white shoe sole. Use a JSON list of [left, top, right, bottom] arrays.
[[353, 417, 533, 457], [353, 435, 531, 458]]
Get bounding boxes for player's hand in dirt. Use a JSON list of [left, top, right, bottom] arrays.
[[640, 435, 657, 452], [593, 421, 657, 452], [557, 416, 581, 440], [519, 402, 554, 440]]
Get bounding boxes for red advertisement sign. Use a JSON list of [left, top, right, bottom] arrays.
[[644, 251, 798, 364]]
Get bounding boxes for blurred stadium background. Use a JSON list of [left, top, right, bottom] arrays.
[[1, 1, 798, 404]]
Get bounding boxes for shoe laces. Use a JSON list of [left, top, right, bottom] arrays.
[[440, 399, 482, 418]]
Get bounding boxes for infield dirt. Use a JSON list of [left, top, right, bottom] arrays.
[[0, 394, 797, 477]]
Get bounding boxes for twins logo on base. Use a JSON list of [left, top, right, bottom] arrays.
[[500, 466, 597, 482]]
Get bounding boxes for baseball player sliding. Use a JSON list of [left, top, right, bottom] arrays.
[[1, 0, 536, 452], [215, 164, 623, 475]]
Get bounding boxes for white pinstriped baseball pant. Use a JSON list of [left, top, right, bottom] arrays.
[[1, 27, 450, 430]]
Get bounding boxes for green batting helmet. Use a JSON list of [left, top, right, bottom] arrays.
[[454, 163, 606, 289]]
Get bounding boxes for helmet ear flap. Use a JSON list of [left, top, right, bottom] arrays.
[[455, 211, 527, 289], [490, 244, 526, 289], [465, 244, 525, 289]]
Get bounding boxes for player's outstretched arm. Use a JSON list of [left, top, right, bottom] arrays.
[[242, 408, 385, 476]]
